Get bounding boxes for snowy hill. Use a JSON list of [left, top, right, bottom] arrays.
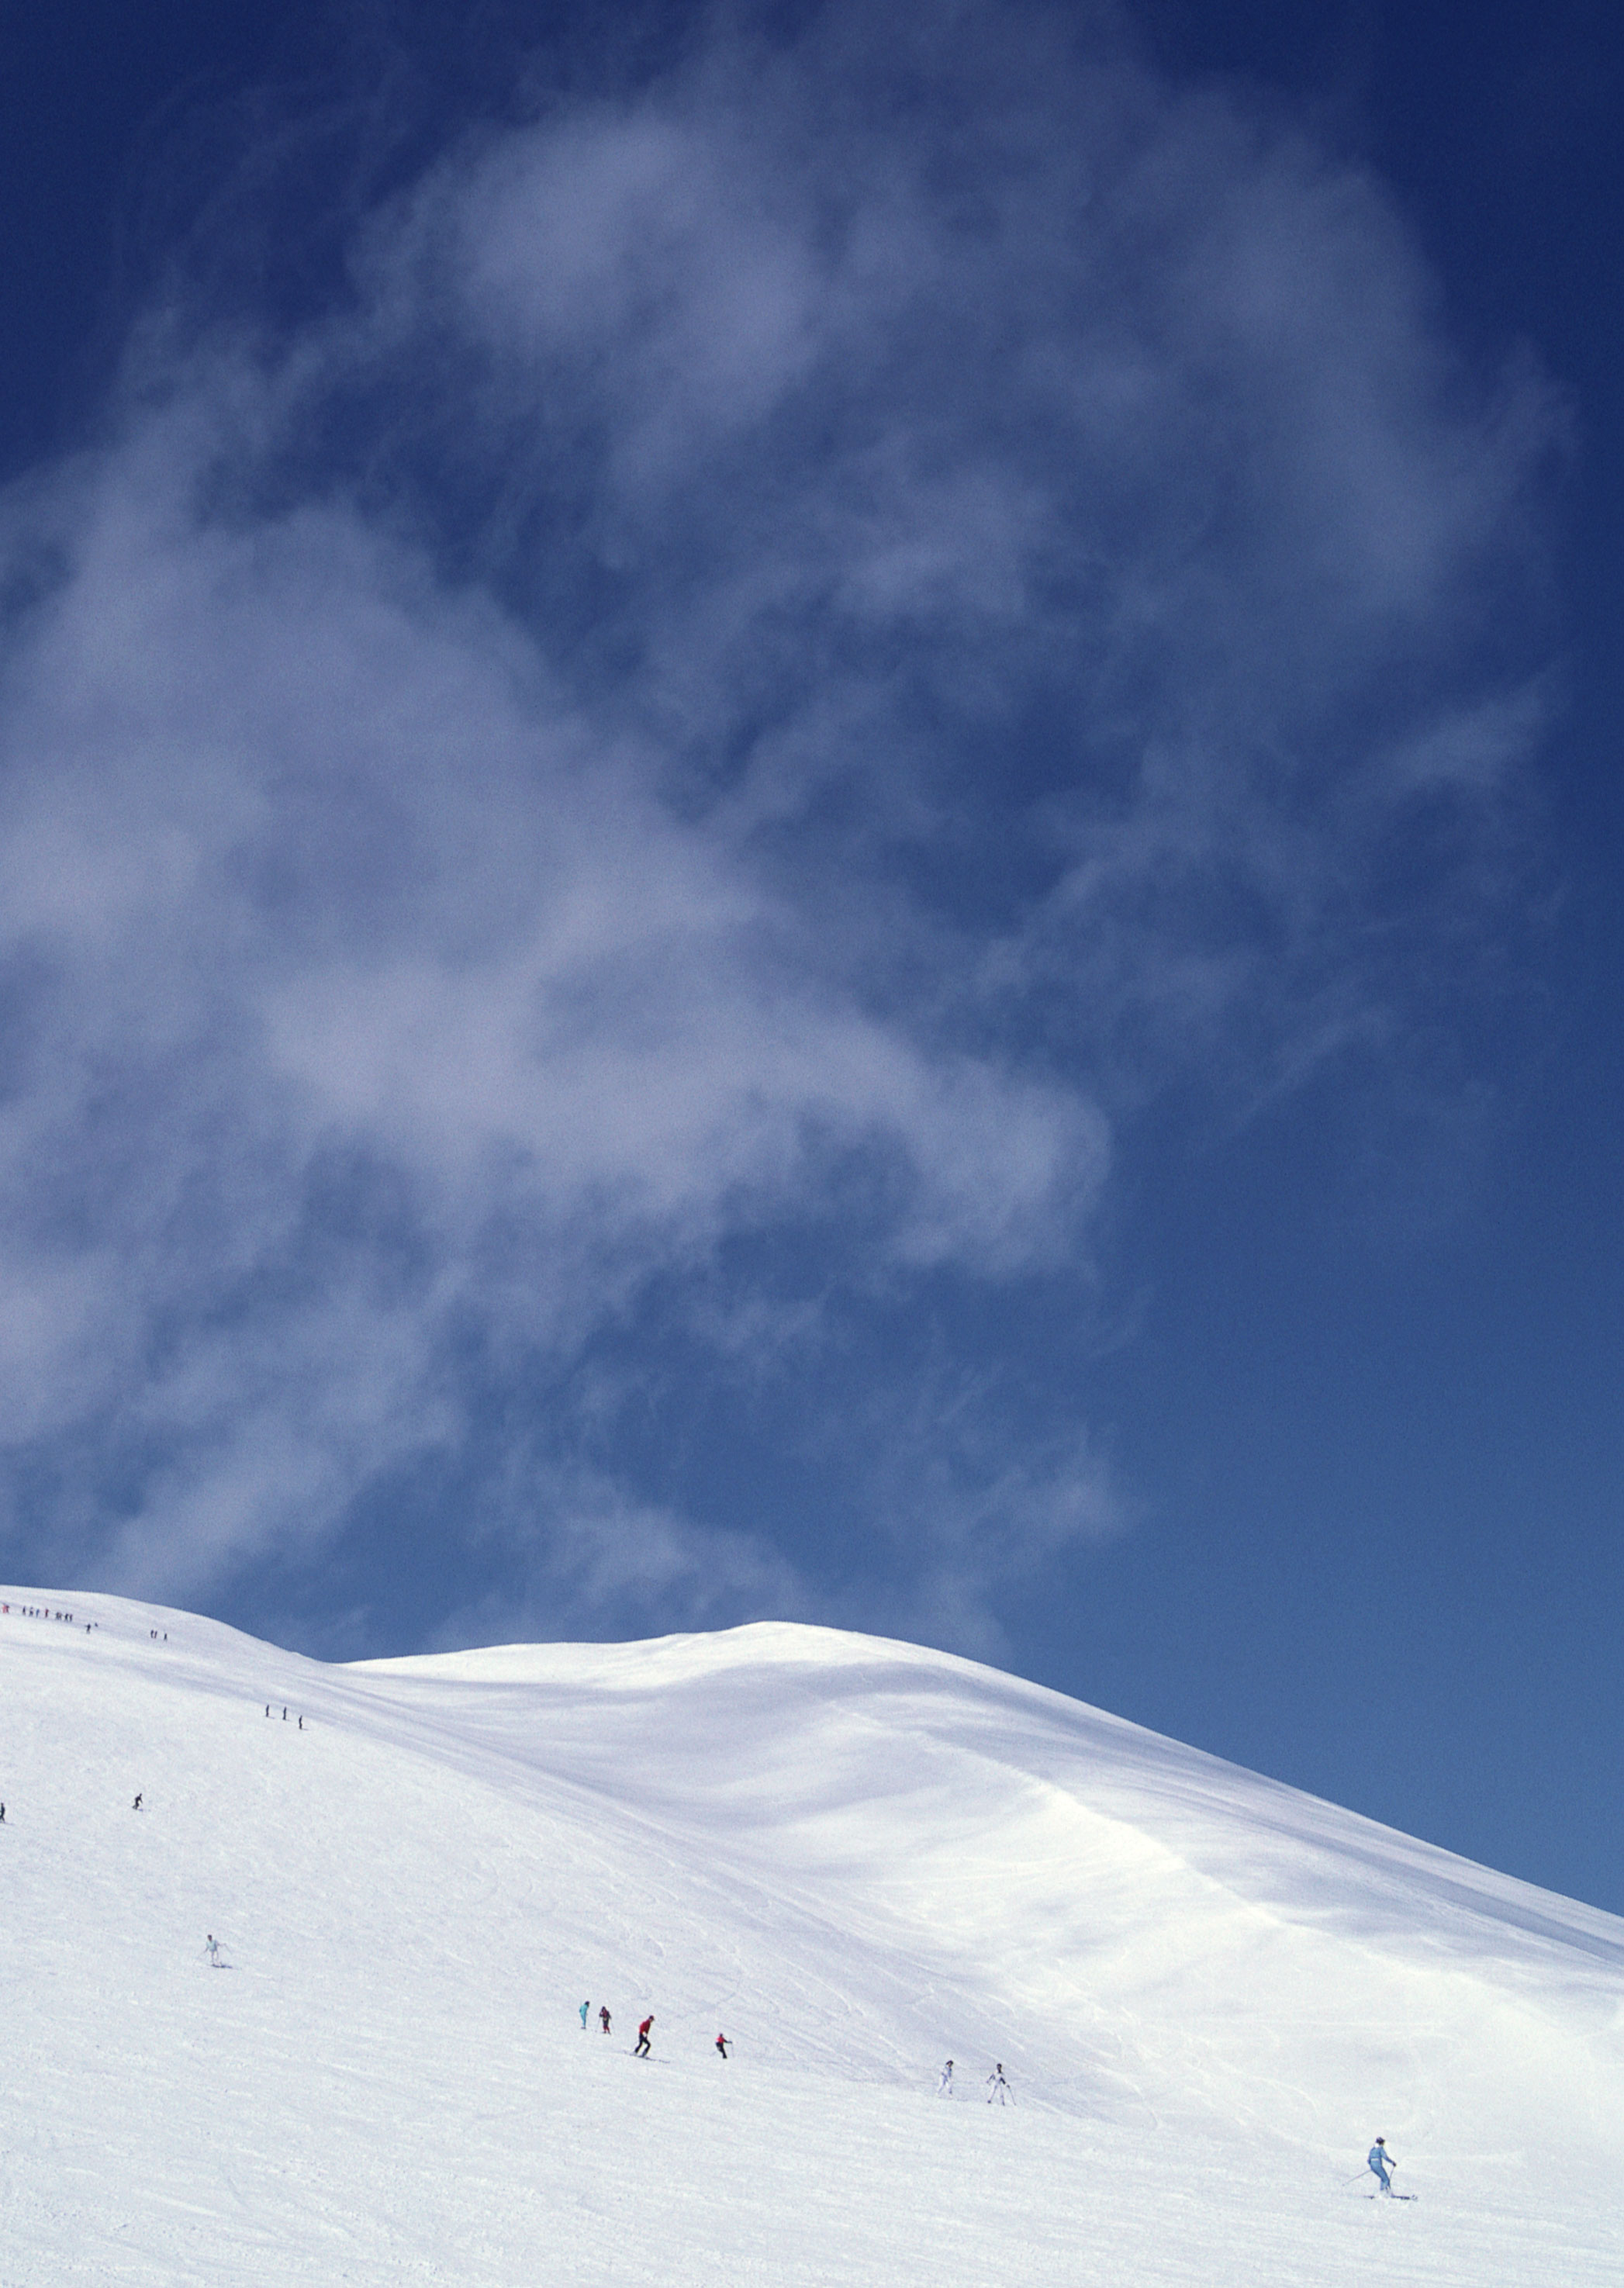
[[2, 1590, 1621, 2286]]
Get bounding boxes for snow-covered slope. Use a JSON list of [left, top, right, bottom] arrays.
[[2, 1590, 1620, 2286]]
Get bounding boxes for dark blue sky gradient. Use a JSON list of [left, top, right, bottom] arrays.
[[1, 4, 1619, 1913]]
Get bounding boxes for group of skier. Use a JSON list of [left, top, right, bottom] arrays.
[[936, 2060, 1011, 2103], [579, 2003, 730, 2061]]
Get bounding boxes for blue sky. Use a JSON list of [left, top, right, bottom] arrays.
[[1, 2, 1619, 1913]]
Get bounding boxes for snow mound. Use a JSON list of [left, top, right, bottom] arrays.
[[2, 1588, 1619, 2286]]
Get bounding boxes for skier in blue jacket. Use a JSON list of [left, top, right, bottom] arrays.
[[1368, 2138, 1395, 2193]]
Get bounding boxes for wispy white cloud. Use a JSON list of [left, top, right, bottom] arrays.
[[423, 1457, 810, 1656], [0, 3, 1558, 1642]]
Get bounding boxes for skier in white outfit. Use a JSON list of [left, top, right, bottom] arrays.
[[205, 1935, 223, 1967], [986, 2063, 1010, 2105], [937, 2060, 954, 2095]]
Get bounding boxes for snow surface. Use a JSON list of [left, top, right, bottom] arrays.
[[2, 1588, 1622, 2286]]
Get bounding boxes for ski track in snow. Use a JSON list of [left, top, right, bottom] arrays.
[[2, 1589, 1622, 2286]]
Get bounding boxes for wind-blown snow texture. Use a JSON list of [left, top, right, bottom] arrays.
[[2, 1593, 1621, 2284]]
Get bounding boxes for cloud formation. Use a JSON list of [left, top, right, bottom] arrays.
[[0, 3, 1557, 1647]]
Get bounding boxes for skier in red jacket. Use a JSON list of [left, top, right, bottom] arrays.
[[634, 2016, 653, 2056], [715, 2033, 730, 2058]]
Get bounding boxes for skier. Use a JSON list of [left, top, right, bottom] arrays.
[[1, 1802, 5, 1823], [264, 1706, 270, 1717], [634, 2016, 653, 2056], [298, 1715, 303, 1729], [580, 2000, 590, 2030], [205, 1935, 223, 1967], [715, 2033, 730, 2058], [133, 1793, 143, 1811], [599, 2006, 611, 2034], [282, 1708, 287, 1721], [986, 2063, 1010, 2106], [937, 2060, 954, 2096], [1368, 2138, 1396, 2194]]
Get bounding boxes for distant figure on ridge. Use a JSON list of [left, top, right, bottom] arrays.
[[599, 2006, 611, 2034], [132, 1793, 143, 1811], [264, 1706, 270, 1717], [634, 2016, 653, 2057], [986, 2063, 1010, 2106], [1, 1802, 6, 1823], [1368, 2138, 1396, 2194], [715, 2033, 730, 2058], [580, 2000, 590, 2030], [937, 2060, 953, 2096]]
